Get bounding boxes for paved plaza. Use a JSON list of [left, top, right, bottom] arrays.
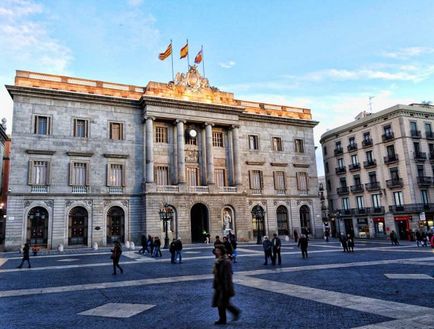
[[0, 239, 434, 329]]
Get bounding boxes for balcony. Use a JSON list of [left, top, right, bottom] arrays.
[[156, 185, 180, 193], [362, 138, 373, 148], [275, 189, 286, 195], [386, 178, 403, 189], [370, 206, 385, 214], [108, 186, 123, 194], [382, 132, 394, 142], [365, 182, 381, 191], [339, 209, 353, 216], [350, 184, 364, 193], [426, 131, 434, 140], [72, 186, 88, 194], [388, 203, 434, 213], [334, 147, 344, 156], [335, 166, 347, 175], [250, 188, 262, 195], [347, 143, 358, 152], [220, 186, 238, 193], [363, 160, 377, 169], [417, 176, 432, 187], [337, 186, 349, 195], [189, 186, 209, 193], [410, 130, 421, 139], [31, 185, 49, 193], [414, 152, 427, 162], [354, 207, 368, 215], [349, 163, 361, 172], [384, 154, 399, 165]]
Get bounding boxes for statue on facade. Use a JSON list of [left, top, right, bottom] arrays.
[[223, 210, 232, 232]]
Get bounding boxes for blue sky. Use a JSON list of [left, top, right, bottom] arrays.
[[1, 0, 434, 175]]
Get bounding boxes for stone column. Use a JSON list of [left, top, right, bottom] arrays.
[[227, 129, 234, 185], [176, 120, 186, 184], [205, 123, 215, 185], [145, 117, 154, 183], [232, 125, 242, 186]]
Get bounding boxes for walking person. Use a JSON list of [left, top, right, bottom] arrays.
[[169, 239, 177, 264], [347, 234, 354, 252], [139, 234, 147, 254], [262, 236, 272, 265], [223, 236, 233, 260], [147, 235, 154, 255], [212, 245, 241, 325], [324, 229, 330, 242], [416, 230, 422, 247], [293, 229, 299, 243], [175, 238, 183, 264], [339, 233, 349, 252], [298, 234, 309, 259], [271, 233, 282, 265], [111, 241, 123, 275], [17, 243, 31, 269], [229, 233, 238, 263], [390, 230, 399, 246], [153, 237, 162, 257]]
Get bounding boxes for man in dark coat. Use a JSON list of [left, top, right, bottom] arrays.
[[298, 234, 309, 259], [212, 245, 240, 325], [17, 243, 31, 268], [339, 233, 349, 252], [175, 238, 183, 263], [293, 229, 299, 243], [262, 236, 272, 265], [169, 239, 177, 264], [111, 241, 123, 275], [271, 233, 282, 265], [139, 234, 147, 254]]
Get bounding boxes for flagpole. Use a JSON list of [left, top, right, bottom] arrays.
[[201, 45, 206, 78], [170, 39, 174, 81], [186, 39, 190, 70]]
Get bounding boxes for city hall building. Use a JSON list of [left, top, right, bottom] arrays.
[[4, 68, 320, 249]]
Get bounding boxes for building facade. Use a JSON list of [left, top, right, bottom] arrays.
[[321, 105, 434, 240], [4, 68, 320, 250], [0, 119, 10, 248]]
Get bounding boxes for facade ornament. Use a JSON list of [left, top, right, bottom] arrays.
[[24, 200, 31, 208], [104, 200, 111, 208], [174, 65, 210, 92], [65, 200, 74, 208], [44, 200, 54, 208], [121, 200, 129, 207]]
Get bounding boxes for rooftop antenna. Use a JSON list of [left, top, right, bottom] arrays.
[[368, 96, 375, 113]]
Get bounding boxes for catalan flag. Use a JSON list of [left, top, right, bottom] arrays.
[[158, 42, 172, 61], [194, 49, 203, 64], [180, 42, 189, 59]]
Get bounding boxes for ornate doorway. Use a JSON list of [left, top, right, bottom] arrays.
[[277, 206, 289, 236], [68, 207, 88, 245], [27, 207, 49, 246], [300, 205, 312, 235], [191, 203, 209, 243], [107, 206, 125, 244]]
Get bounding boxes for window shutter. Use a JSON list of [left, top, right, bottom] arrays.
[[85, 120, 89, 138], [259, 171, 264, 189], [48, 116, 52, 135], [248, 171, 252, 189], [46, 161, 51, 185], [68, 162, 73, 186], [273, 172, 277, 189], [122, 165, 126, 187], [28, 160, 34, 185], [85, 163, 90, 186], [296, 173, 300, 190], [106, 164, 111, 187]]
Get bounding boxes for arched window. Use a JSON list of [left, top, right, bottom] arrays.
[[27, 207, 49, 246], [300, 205, 311, 234], [277, 206, 289, 236], [107, 206, 125, 244], [69, 207, 88, 245]]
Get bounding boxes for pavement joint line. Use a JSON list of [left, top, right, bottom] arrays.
[[351, 314, 434, 328], [1, 256, 434, 298], [234, 276, 434, 321]]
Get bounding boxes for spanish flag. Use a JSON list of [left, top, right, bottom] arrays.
[[194, 49, 203, 64], [158, 42, 172, 61], [180, 42, 189, 59]]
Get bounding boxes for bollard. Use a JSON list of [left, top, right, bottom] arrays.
[[130, 242, 135, 250], [125, 241, 131, 249], [93, 242, 98, 251], [57, 244, 64, 252]]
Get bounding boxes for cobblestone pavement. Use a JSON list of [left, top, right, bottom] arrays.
[[0, 240, 433, 329]]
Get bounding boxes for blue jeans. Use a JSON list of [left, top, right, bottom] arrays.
[[175, 250, 182, 263]]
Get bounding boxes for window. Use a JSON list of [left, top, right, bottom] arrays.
[[366, 151, 373, 162], [340, 177, 347, 187], [356, 196, 364, 209], [393, 191, 404, 206], [212, 132, 224, 147], [425, 122, 433, 133], [410, 121, 417, 132], [363, 132, 370, 142], [108, 164, 125, 187], [342, 197, 350, 210], [248, 135, 259, 150], [369, 171, 377, 183], [34, 115, 51, 135], [186, 167, 199, 186], [328, 199, 334, 211], [109, 122, 124, 140], [272, 137, 283, 151], [73, 119, 88, 138], [421, 190, 429, 205], [323, 146, 327, 156], [295, 139, 304, 153], [327, 179, 331, 192], [417, 165, 424, 177], [372, 194, 381, 208], [384, 125, 392, 135], [325, 162, 329, 173], [351, 154, 358, 165], [215, 169, 226, 187], [296, 172, 308, 191], [349, 137, 356, 146], [386, 145, 395, 157], [69, 162, 89, 186], [353, 175, 361, 186], [186, 134, 197, 145], [28, 161, 49, 185], [429, 143, 434, 154], [155, 126, 168, 143], [337, 158, 344, 168], [336, 141, 341, 148], [414, 142, 420, 153], [390, 167, 399, 180], [155, 166, 169, 186], [249, 170, 263, 190], [274, 171, 286, 191]]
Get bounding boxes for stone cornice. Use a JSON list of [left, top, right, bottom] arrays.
[[26, 149, 56, 155], [103, 153, 129, 159], [240, 112, 318, 127], [293, 163, 310, 168], [270, 162, 288, 167], [246, 161, 266, 165], [66, 151, 94, 157]]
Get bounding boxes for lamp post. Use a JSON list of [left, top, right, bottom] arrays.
[[158, 203, 173, 249], [251, 206, 265, 245]]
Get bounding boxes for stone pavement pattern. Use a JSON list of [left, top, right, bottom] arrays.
[[0, 240, 434, 329]]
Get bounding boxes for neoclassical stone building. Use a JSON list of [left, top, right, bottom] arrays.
[[4, 68, 320, 249]]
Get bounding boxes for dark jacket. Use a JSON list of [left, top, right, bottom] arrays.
[[141, 235, 147, 248], [175, 239, 183, 251], [298, 237, 308, 250], [224, 240, 233, 255], [22, 244, 30, 260], [272, 237, 281, 250], [262, 239, 272, 252], [169, 241, 176, 253], [212, 256, 235, 308], [111, 244, 122, 261]]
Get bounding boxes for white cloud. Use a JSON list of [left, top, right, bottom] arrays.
[[127, 0, 143, 6], [381, 47, 434, 60], [219, 60, 236, 69]]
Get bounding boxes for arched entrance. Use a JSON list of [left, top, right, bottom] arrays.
[[277, 205, 289, 236], [300, 205, 311, 235], [107, 206, 125, 244], [191, 203, 209, 243], [27, 207, 49, 246], [68, 207, 88, 245], [251, 205, 266, 243]]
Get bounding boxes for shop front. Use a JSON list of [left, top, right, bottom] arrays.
[[418, 212, 434, 231], [394, 215, 411, 240], [357, 218, 369, 238], [372, 217, 386, 238]]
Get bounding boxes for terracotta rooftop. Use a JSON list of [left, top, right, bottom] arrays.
[[13, 70, 312, 120]]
